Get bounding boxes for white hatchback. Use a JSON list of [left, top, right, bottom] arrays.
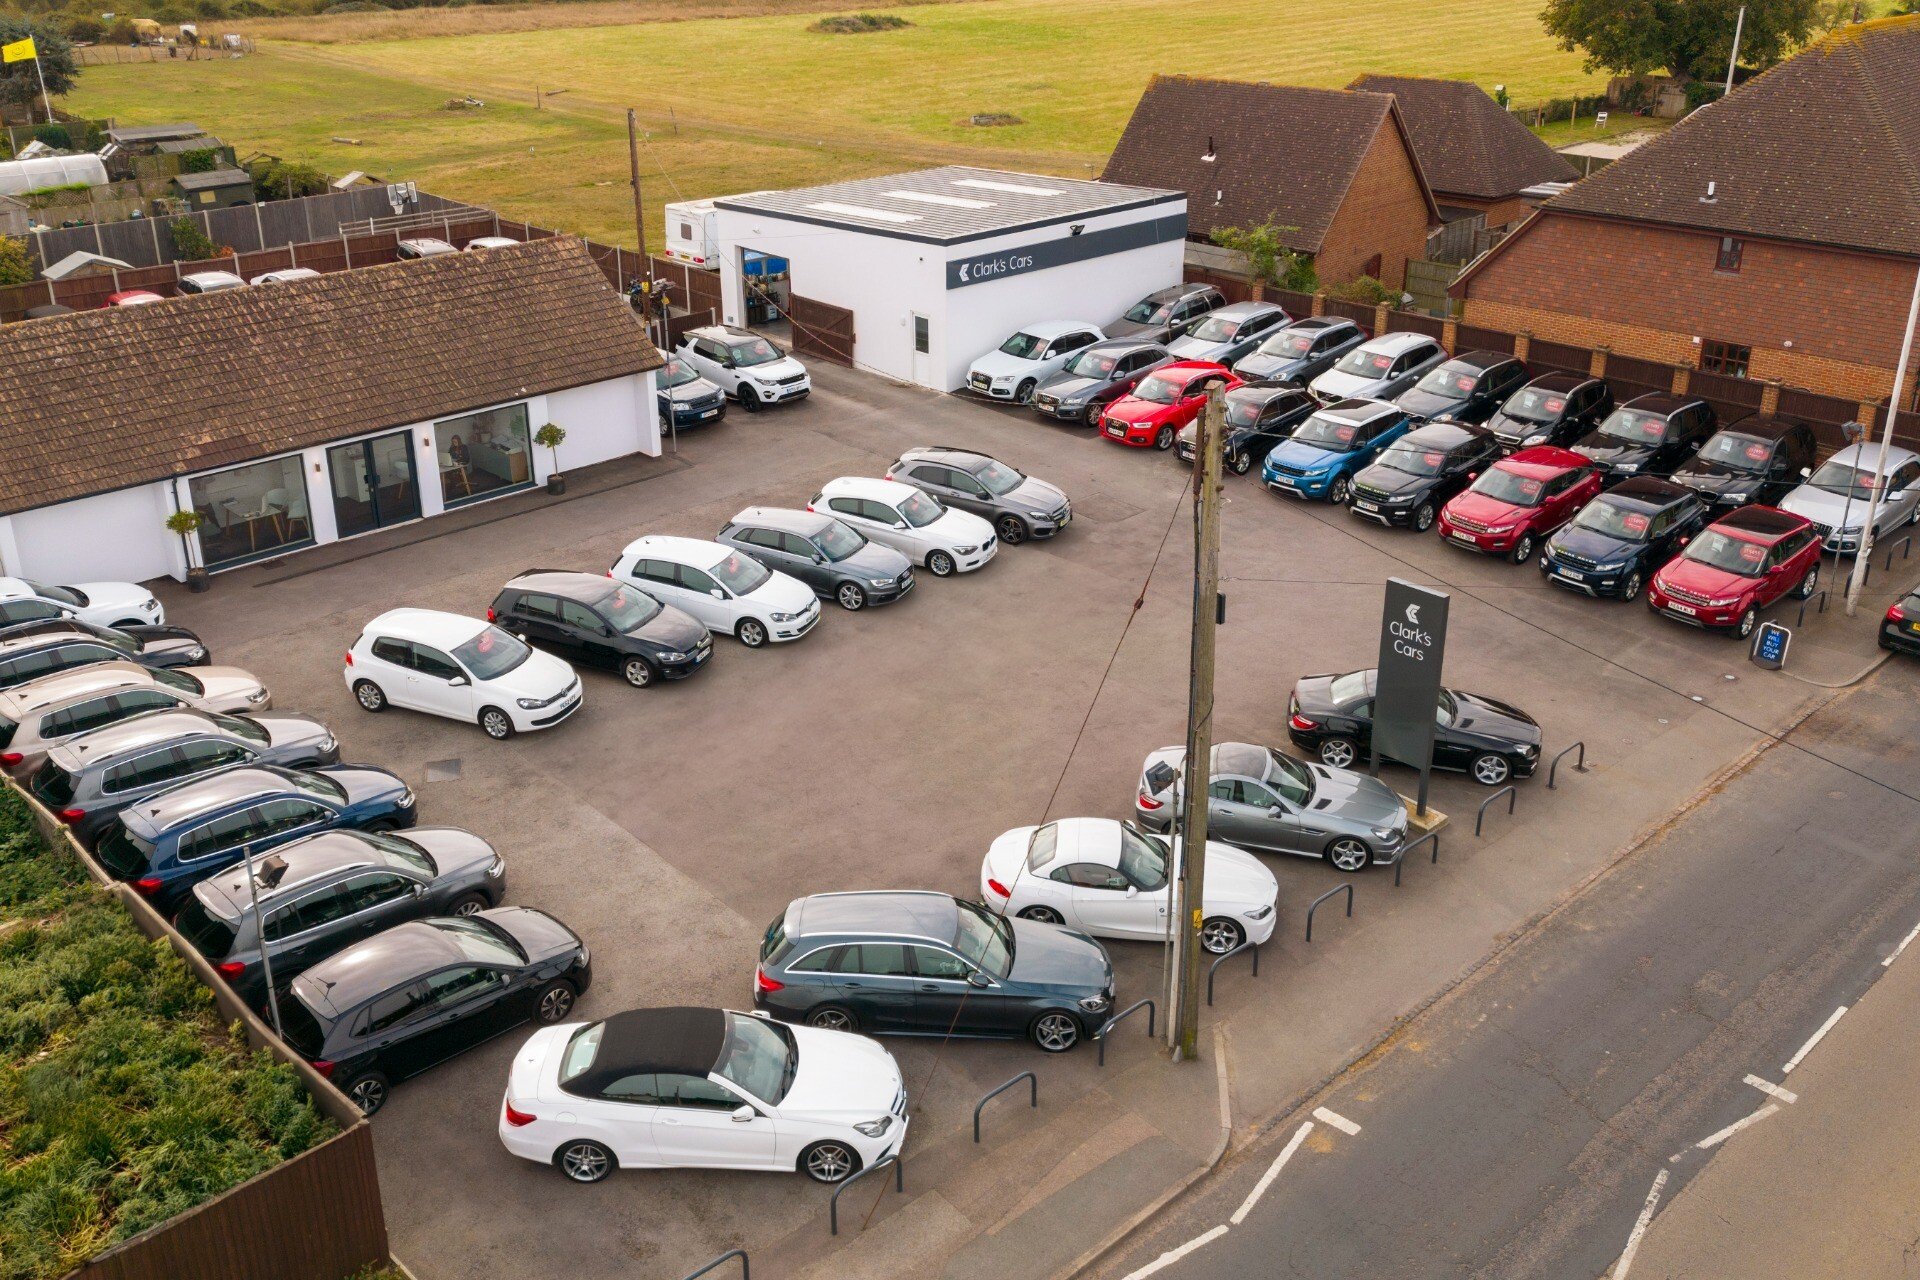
[[345, 607, 581, 740], [0, 574, 165, 628], [500, 1006, 908, 1185], [809, 477, 997, 577], [611, 535, 820, 647], [966, 321, 1106, 403]]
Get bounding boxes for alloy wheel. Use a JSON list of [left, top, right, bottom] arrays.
[[738, 619, 768, 648], [537, 983, 575, 1023], [1737, 608, 1757, 638], [1154, 426, 1175, 451], [480, 709, 513, 740], [1414, 502, 1435, 532], [1328, 838, 1371, 873], [805, 1142, 857, 1183], [1511, 534, 1534, 564], [1622, 572, 1642, 602], [449, 895, 486, 917], [808, 1007, 854, 1032], [1471, 753, 1512, 786], [997, 514, 1028, 545], [837, 583, 866, 610], [1032, 1012, 1079, 1052], [1016, 379, 1037, 405], [1019, 906, 1063, 924], [1231, 450, 1254, 476], [1084, 401, 1103, 427], [1200, 918, 1244, 954], [623, 658, 654, 688], [928, 551, 956, 577], [347, 1075, 387, 1115], [1319, 737, 1358, 769], [1799, 564, 1819, 599], [559, 1142, 612, 1183], [739, 387, 762, 412], [1329, 476, 1351, 505], [353, 681, 386, 712]]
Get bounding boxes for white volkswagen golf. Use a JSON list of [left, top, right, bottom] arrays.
[[980, 817, 1278, 955], [499, 1006, 909, 1184], [810, 477, 998, 577], [0, 575, 165, 628], [345, 608, 581, 740], [610, 535, 820, 647]]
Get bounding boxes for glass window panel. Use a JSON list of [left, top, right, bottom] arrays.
[[435, 404, 532, 508], [186, 456, 315, 570]]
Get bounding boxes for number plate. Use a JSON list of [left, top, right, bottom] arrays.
[[1907, 620, 1920, 634], [700, 408, 719, 419], [1668, 602, 1697, 616], [1353, 500, 1378, 512], [1106, 425, 1125, 438], [1450, 531, 1477, 546], [1551, 570, 1585, 585]]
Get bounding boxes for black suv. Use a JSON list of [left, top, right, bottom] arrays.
[[884, 447, 1071, 545], [656, 355, 729, 431], [0, 602, 210, 668], [1485, 372, 1614, 451], [1671, 414, 1819, 511], [755, 890, 1115, 1053], [1574, 394, 1717, 482], [718, 506, 914, 611], [1178, 384, 1318, 475], [1540, 477, 1711, 601], [1106, 283, 1226, 343], [490, 569, 711, 689], [1230, 317, 1368, 384], [1393, 351, 1531, 425], [1031, 339, 1173, 425], [1349, 421, 1504, 531]]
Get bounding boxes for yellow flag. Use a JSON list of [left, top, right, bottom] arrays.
[[1, 36, 37, 63]]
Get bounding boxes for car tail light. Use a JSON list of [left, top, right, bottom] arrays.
[[805, 504, 816, 512], [133, 876, 163, 896], [343, 650, 354, 666], [986, 878, 1011, 900], [1137, 790, 1163, 811], [216, 960, 246, 978], [0, 752, 20, 766], [754, 967, 783, 994], [504, 1101, 538, 1127], [1289, 713, 1318, 732], [57, 807, 85, 824], [311, 1060, 336, 1079], [605, 569, 615, 578], [1890, 604, 1907, 623], [486, 606, 497, 622]]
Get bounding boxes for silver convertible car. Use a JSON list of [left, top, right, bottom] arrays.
[[1132, 741, 1409, 873]]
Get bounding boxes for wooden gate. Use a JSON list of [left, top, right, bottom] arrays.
[[789, 294, 855, 367]]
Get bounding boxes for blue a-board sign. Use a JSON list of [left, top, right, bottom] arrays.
[[1751, 621, 1791, 669]]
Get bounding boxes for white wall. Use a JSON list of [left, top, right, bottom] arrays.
[[544, 371, 661, 472], [7, 484, 180, 585]]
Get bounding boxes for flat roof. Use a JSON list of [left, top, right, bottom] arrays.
[[173, 168, 251, 191], [714, 165, 1183, 246], [105, 123, 205, 144]]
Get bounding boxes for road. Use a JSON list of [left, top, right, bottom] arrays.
[[1093, 653, 1920, 1280]]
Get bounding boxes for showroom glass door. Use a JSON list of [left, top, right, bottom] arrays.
[[327, 431, 421, 537]]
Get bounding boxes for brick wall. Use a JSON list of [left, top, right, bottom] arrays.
[[1318, 123, 1433, 289], [1440, 192, 1536, 230]]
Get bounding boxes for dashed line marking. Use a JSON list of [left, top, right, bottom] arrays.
[[1884, 920, 1920, 967], [1696, 1103, 1780, 1150], [1230, 1121, 1313, 1226], [1311, 1107, 1362, 1136], [1120, 1224, 1230, 1280], [1743, 1073, 1798, 1105], [1782, 1006, 1848, 1074], [1610, 1168, 1669, 1279]]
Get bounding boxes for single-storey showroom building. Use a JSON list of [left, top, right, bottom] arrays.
[[708, 166, 1187, 392], [0, 237, 663, 584]]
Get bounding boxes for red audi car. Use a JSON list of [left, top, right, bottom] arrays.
[[1099, 361, 1238, 451], [1436, 446, 1600, 563], [1647, 505, 1821, 638]]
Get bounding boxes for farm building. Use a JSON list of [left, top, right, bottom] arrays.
[[0, 236, 663, 584], [707, 166, 1186, 392], [171, 167, 256, 208]]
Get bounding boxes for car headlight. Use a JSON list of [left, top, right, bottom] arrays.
[[753, 374, 784, 386], [182, 646, 206, 661], [486, 856, 505, 878], [770, 611, 802, 623], [317, 734, 336, 752], [1244, 904, 1274, 920], [142, 599, 159, 612], [1523, 434, 1548, 446], [954, 544, 980, 556], [852, 1116, 894, 1138], [657, 650, 689, 662], [1371, 826, 1401, 841], [246, 688, 269, 704], [1722, 491, 1751, 503], [1706, 596, 1743, 608], [868, 577, 894, 587], [1519, 744, 1540, 759], [1615, 463, 1640, 474], [398, 788, 416, 807], [1078, 995, 1111, 1015], [1838, 524, 1863, 536], [992, 374, 1016, 387]]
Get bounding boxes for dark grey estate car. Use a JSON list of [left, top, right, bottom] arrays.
[[1030, 339, 1175, 425], [717, 507, 913, 612], [175, 827, 506, 1007], [1231, 317, 1368, 384], [884, 447, 1071, 545], [754, 890, 1115, 1053], [1106, 283, 1227, 344]]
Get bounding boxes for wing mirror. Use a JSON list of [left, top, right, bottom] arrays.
[[448, 675, 469, 687], [1800, 467, 1812, 478], [730, 1104, 756, 1124], [1268, 804, 1286, 817], [966, 971, 993, 989], [410, 883, 427, 897], [1124, 884, 1139, 899], [893, 521, 908, 530], [709, 588, 725, 600], [813, 553, 828, 565]]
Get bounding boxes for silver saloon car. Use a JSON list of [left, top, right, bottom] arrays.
[[1133, 741, 1409, 873]]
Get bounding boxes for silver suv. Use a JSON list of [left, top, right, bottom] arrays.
[[717, 507, 914, 611]]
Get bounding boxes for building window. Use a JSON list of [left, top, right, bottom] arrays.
[[435, 403, 532, 507], [1700, 339, 1752, 378], [187, 455, 314, 570], [1715, 237, 1744, 272]]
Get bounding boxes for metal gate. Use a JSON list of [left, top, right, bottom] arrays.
[[789, 294, 855, 368]]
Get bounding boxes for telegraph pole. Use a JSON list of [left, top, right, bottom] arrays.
[[1846, 263, 1920, 614], [1171, 383, 1225, 1062]]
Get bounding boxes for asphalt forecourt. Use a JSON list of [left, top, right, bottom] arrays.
[[146, 363, 1897, 1280]]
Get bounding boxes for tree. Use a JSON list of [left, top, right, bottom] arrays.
[[1540, 0, 1824, 81], [0, 236, 33, 288], [1208, 218, 1317, 298], [0, 18, 79, 118], [169, 217, 218, 262]]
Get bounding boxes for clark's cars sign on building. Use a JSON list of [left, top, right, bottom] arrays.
[[946, 215, 1187, 289]]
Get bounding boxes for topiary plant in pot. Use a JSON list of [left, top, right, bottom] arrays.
[[166, 508, 210, 592], [534, 422, 568, 495]]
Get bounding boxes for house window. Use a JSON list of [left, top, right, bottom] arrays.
[[187, 455, 315, 570], [1715, 237, 1744, 272], [435, 403, 533, 507], [1700, 340, 1752, 378]]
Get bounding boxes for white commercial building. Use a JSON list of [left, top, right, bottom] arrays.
[[708, 166, 1187, 392]]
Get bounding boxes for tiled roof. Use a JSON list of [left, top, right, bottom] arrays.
[[0, 236, 661, 517], [1101, 75, 1437, 250], [1546, 15, 1920, 257], [172, 168, 251, 192], [1347, 74, 1576, 198]]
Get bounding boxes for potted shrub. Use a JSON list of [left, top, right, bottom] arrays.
[[166, 508, 210, 592], [534, 422, 568, 495]]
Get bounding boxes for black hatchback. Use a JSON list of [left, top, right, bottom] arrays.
[[280, 907, 592, 1115], [1177, 384, 1318, 475], [1540, 477, 1711, 600], [1393, 351, 1530, 425], [0, 606, 210, 669], [1485, 372, 1614, 452], [490, 570, 712, 689], [1349, 421, 1503, 531], [1671, 415, 1819, 511], [1574, 394, 1717, 482]]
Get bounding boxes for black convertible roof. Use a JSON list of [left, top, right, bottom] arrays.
[[564, 1007, 725, 1093]]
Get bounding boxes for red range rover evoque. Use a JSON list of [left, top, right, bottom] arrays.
[[1436, 446, 1601, 563], [1647, 505, 1822, 638], [1099, 361, 1239, 451]]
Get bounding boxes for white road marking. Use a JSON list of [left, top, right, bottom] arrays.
[[1743, 1073, 1798, 1105], [1230, 1121, 1314, 1226], [1312, 1106, 1362, 1136], [1884, 920, 1920, 967], [1696, 1103, 1780, 1149], [1121, 1224, 1230, 1280], [1782, 1006, 1848, 1074], [1610, 1168, 1669, 1279]]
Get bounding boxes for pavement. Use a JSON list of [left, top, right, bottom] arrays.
[[142, 360, 1918, 1280]]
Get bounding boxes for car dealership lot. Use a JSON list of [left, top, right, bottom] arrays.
[[150, 365, 1892, 1279]]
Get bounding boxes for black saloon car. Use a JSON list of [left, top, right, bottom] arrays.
[[1105, 283, 1226, 344], [755, 890, 1115, 1053], [718, 507, 914, 611], [885, 446, 1071, 545], [1287, 668, 1542, 786], [1348, 422, 1503, 531], [1030, 340, 1173, 425], [1574, 394, 1717, 482], [491, 569, 712, 688], [280, 907, 592, 1115], [1670, 415, 1819, 511], [1177, 384, 1318, 474], [655, 355, 729, 430], [1882, 588, 1920, 656], [1484, 372, 1614, 451], [0, 617, 206, 671], [1230, 317, 1368, 385], [1539, 477, 1711, 601], [1393, 351, 1530, 425]]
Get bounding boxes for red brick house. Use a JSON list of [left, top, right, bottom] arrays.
[[1102, 75, 1440, 290], [1452, 15, 1920, 413]]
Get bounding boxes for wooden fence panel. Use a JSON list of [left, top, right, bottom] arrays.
[[1605, 353, 1676, 401], [1322, 298, 1376, 328], [1688, 367, 1766, 425], [1271, 288, 1316, 317], [1383, 309, 1444, 340], [789, 294, 854, 367], [1527, 338, 1596, 376], [1454, 324, 1515, 355], [1183, 265, 1253, 305]]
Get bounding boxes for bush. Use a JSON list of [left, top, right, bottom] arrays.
[[169, 216, 218, 261], [178, 146, 220, 174], [1325, 274, 1400, 305], [808, 12, 912, 32], [251, 158, 330, 199], [31, 124, 71, 150], [0, 237, 29, 288], [63, 15, 106, 41]]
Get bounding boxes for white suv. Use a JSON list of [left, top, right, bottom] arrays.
[[677, 325, 811, 412], [345, 608, 581, 740], [966, 321, 1105, 403], [809, 477, 997, 576], [0, 575, 165, 628], [610, 535, 820, 647]]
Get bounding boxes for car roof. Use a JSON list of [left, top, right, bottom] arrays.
[[399, 237, 455, 251], [182, 270, 244, 285], [0, 576, 44, 599], [1501, 446, 1590, 477], [1281, 316, 1355, 334], [1012, 319, 1101, 338], [121, 766, 300, 829], [1039, 817, 1124, 867], [1444, 350, 1517, 372], [818, 475, 921, 504], [1210, 741, 1275, 778], [1211, 300, 1287, 318], [1518, 371, 1594, 392], [1082, 337, 1165, 358], [197, 830, 390, 914], [1602, 476, 1693, 509], [1150, 360, 1231, 383], [1716, 505, 1809, 541], [0, 661, 151, 713], [1317, 397, 1401, 424], [0, 630, 106, 657], [727, 506, 832, 536], [1357, 331, 1438, 354], [55, 707, 222, 760], [619, 534, 731, 567], [362, 608, 488, 647], [1824, 440, 1920, 468], [1226, 383, 1304, 405], [792, 889, 958, 941], [568, 1007, 727, 1088], [1400, 421, 1486, 448], [1141, 283, 1216, 303], [1716, 414, 1810, 441], [687, 324, 764, 344], [1617, 393, 1701, 416], [296, 918, 478, 1014], [503, 570, 619, 601], [897, 445, 997, 471]]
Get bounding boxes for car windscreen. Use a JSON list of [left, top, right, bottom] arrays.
[[1375, 442, 1449, 477], [1334, 347, 1395, 377], [175, 895, 238, 958], [94, 825, 151, 878], [1258, 331, 1316, 357], [716, 1011, 797, 1105], [22, 579, 83, 607], [1226, 397, 1266, 428], [815, 520, 866, 561], [1290, 414, 1363, 452], [1571, 499, 1656, 541], [1683, 530, 1769, 576], [711, 551, 772, 595], [31, 760, 74, 807], [209, 713, 269, 744], [152, 667, 203, 696], [1695, 433, 1774, 472], [1502, 387, 1569, 423], [286, 770, 348, 804], [1265, 749, 1315, 805], [1413, 364, 1478, 397], [975, 460, 1024, 497], [596, 584, 662, 632], [1807, 459, 1880, 501], [366, 830, 437, 876], [896, 489, 945, 529], [1118, 827, 1170, 891], [1132, 374, 1183, 405], [1471, 467, 1548, 507], [453, 626, 531, 681], [1597, 409, 1672, 445], [435, 915, 528, 964], [953, 898, 1013, 979], [728, 337, 783, 368], [1187, 313, 1240, 343], [1065, 349, 1120, 378], [662, 358, 701, 388], [998, 332, 1046, 360], [1123, 299, 1171, 324]]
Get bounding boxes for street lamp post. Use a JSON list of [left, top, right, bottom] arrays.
[[240, 843, 285, 1040], [1845, 264, 1920, 614]]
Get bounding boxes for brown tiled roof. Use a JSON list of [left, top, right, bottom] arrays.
[[1101, 75, 1440, 250], [1347, 74, 1576, 199], [1545, 15, 1920, 257], [0, 236, 662, 517]]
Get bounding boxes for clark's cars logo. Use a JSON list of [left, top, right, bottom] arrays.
[[957, 251, 1036, 282], [958, 262, 970, 282]]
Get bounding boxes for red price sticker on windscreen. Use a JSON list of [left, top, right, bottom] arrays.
[[1334, 425, 1358, 444], [1519, 479, 1544, 499], [1739, 543, 1765, 563], [1744, 443, 1770, 461], [1623, 513, 1650, 533], [1424, 452, 1445, 467], [1641, 420, 1665, 437], [475, 631, 496, 653], [1371, 355, 1392, 371], [1454, 375, 1476, 392], [1545, 398, 1566, 414]]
